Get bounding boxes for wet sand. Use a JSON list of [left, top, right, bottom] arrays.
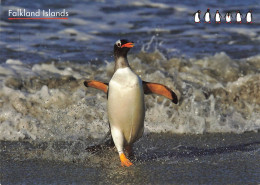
[[1, 132, 259, 184]]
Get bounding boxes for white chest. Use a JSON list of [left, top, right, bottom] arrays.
[[246, 13, 252, 22], [109, 68, 140, 89], [236, 14, 242, 21], [195, 13, 200, 22], [226, 15, 231, 22], [205, 13, 210, 22], [215, 14, 221, 21], [108, 68, 143, 114]]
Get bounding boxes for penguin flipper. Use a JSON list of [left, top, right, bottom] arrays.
[[84, 80, 108, 93], [142, 81, 178, 104]]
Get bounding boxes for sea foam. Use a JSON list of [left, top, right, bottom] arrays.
[[0, 52, 259, 141]]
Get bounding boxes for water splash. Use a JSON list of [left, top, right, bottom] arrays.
[[0, 52, 260, 142]]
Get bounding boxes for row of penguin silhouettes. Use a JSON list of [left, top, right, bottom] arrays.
[[194, 9, 253, 23]]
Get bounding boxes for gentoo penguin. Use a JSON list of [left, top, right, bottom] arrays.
[[193, 10, 201, 23], [246, 10, 252, 23], [225, 12, 232, 23], [204, 8, 211, 23], [214, 10, 222, 23], [236, 10, 242, 23], [84, 39, 178, 167]]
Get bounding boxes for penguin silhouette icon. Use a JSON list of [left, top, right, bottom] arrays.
[[214, 10, 222, 23], [225, 12, 232, 23], [193, 10, 201, 23], [204, 9, 211, 23], [236, 10, 243, 23], [246, 10, 253, 23]]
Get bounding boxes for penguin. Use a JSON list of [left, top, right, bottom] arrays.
[[204, 8, 211, 23], [225, 12, 232, 23], [193, 10, 201, 23], [214, 10, 222, 23], [246, 10, 252, 23], [236, 10, 242, 23], [84, 39, 178, 167]]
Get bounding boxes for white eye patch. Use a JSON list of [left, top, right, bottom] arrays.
[[116, 40, 121, 47]]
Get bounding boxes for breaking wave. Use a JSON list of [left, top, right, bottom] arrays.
[[0, 51, 260, 141]]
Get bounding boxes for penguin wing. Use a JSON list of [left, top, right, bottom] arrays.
[[84, 80, 108, 93], [142, 81, 178, 104]]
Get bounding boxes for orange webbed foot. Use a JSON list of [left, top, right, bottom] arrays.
[[120, 153, 133, 167]]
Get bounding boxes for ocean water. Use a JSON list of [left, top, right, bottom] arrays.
[[0, 0, 260, 184]]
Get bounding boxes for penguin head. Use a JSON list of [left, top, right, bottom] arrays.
[[198, 10, 201, 13], [237, 10, 240, 13], [216, 10, 219, 13], [114, 39, 134, 58], [207, 8, 210, 12]]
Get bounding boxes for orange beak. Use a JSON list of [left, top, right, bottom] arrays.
[[121, 42, 134, 48]]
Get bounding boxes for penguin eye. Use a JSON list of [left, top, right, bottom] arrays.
[[117, 43, 121, 47]]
